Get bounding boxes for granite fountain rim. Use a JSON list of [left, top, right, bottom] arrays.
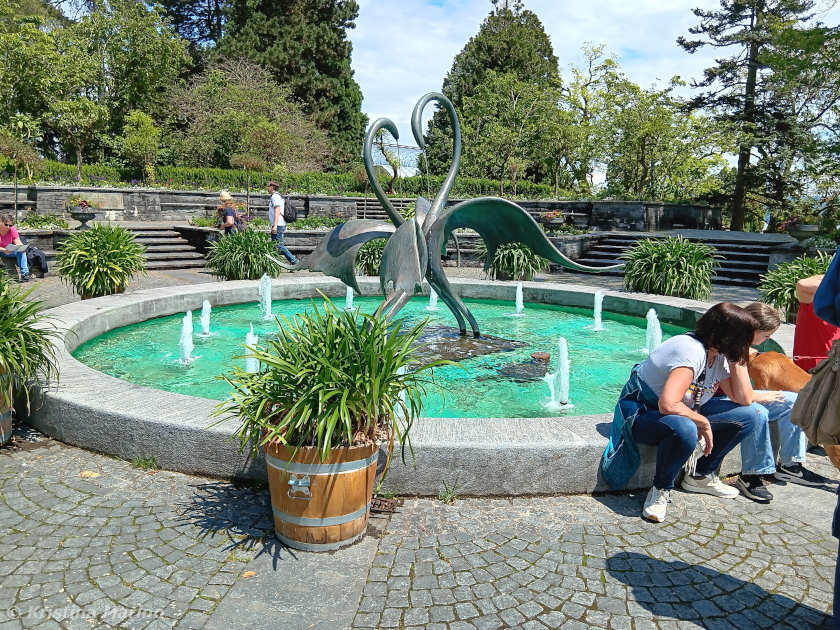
[[24, 276, 792, 495]]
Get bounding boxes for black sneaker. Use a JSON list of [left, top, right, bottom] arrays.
[[18, 272, 32, 283], [736, 474, 773, 503], [774, 463, 837, 487]]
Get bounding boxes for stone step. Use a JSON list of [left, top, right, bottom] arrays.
[[128, 230, 182, 238], [143, 244, 198, 253], [144, 251, 204, 261], [597, 237, 774, 252], [134, 237, 191, 246], [144, 259, 206, 270]]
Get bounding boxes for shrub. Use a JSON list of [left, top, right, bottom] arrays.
[[17, 214, 69, 229], [476, 242, 548, 281], [291, 216, 345, 230], [215, 299, 444, 461], [0, 282, 60, 412], [356, 239, 386, 276], [56, 225, 146, 299], [189, 216, 217, 228], [621, 236, 720, 300], [205, 230, 284, 280], [758, 252, 833, 319]]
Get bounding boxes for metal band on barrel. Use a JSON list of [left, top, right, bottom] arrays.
[[274, 531, 366, 552], [264, 451, 378, 475], [272, 502, 370, 527]]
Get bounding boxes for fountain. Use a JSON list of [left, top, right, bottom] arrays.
[[199, 300, 212, 336], [345, 286, 354, 311], [644, 308, 663, 354], [178, 311, 194, 365], [258, 274, 272, 320], [426, 287, 439, 311], [543, 337, 573, 412], [514, 282, 524, 315], [244, 325, 259, 374], [588, 290, 605, 331]]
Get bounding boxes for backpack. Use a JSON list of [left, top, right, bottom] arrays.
[[26, 245, 48, 274], [283, 196, 297, 223]]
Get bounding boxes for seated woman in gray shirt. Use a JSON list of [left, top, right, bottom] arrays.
[[634, 302, 769, 523]]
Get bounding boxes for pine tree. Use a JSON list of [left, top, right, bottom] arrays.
[[423, 0, 559, 175], [219, 0, 366, 167], [678, 0, 817, 231]]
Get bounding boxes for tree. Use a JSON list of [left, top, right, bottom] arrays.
[[0, 131, 41, 221], [48, 98, 107, 182], [218, 0, 366, 166], [372, 129, 400, 194], [423, 0, 559, 175], [64, 0, 189, 133], [601, 80, 731, 201], [459, 71, 551, 194], [678, 0, 818, 230], [121, 110, 160, 183], [168, 60, 329, 172]]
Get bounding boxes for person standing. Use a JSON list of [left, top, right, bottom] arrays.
[[218, 190, 243, 235], [0, 214, 32, 282], [267, 181, 297, 266]]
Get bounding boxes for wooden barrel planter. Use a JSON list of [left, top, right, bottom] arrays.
[[263, 441, 378, 552], [0, 408, 11, 445]]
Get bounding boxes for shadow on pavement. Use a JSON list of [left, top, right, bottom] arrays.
[[177, 481, 301, 569], [607, 551, 831, 628]]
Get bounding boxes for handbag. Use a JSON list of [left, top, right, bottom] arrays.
[[790, 339, 840, 445]]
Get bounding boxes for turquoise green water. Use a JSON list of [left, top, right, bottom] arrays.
[[72, 297, 682, 417]]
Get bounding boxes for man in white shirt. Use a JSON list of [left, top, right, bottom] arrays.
[[267, 181, 298, 265]]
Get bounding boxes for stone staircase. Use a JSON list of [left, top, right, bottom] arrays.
[[574, 233, 772, 287], [127, 226, 206, 271]]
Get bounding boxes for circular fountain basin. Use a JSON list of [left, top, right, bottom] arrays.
[[26, 277, 793, 495]]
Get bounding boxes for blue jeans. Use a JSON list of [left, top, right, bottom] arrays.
[[632, 398, 766, 490], [0, 250, 28, 275], [737, 390, 806, 475], [833, 487, 840, 628], [270, 226, 296, 264]]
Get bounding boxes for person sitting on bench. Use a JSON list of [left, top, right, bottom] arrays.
[[0, 214, 31, 282]]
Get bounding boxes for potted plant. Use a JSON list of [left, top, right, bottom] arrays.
[[758, 251, 833, 321], [205, 230, 283, 280], [56, 224, 146, 299], [0, 277, 59, 444], [215, 298, 445, 551], [477, 241, 548, 281], [621, 236, 721, 300], [65, 197, 102, 231]]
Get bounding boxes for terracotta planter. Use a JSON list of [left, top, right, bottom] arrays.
[[263, 441, 378, 551]]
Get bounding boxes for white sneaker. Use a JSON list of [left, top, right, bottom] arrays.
[[681, 473, 739, 498], [642, 486, 671, 522]]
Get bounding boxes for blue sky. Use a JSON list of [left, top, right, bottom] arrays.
[[349, 0, 840, 147]]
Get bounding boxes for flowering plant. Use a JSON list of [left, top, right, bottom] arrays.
[[65, 197, 102, 209]]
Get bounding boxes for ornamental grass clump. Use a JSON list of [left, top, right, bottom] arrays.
[[0, 281, 60, 412], [356, 239, 386, 276], [56, 224, 146, 299], [758, 252, 833, 319], [215, 298, 447, 463], [477, 241, 548, 281], [621, 236, 720, 300], [205, 229, 283, 280]]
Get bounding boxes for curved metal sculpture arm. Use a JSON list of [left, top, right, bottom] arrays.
[[430, 197, 625, 274], [306, 219, 396, 293], [411, 92, 461, 233], [363, 118, 403, 227]]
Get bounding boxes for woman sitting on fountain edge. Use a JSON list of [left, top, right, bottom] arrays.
[[601, 303, 773, 523]]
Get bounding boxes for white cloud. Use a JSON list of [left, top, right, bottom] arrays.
[[349, 0, 840, 145]]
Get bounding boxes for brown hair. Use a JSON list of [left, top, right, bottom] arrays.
[[693, 302, 758, 365], [744, 302, 781, 332]]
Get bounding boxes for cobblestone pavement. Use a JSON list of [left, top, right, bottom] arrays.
[[1, 424, 837, 630]]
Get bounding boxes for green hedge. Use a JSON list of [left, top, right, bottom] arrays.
[[0, 159, 558, 199]]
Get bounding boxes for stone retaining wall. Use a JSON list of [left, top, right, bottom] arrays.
[[0, 185, 720, 231]]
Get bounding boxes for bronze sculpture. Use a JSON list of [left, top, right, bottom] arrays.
[[307, 92, 622, 338]]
